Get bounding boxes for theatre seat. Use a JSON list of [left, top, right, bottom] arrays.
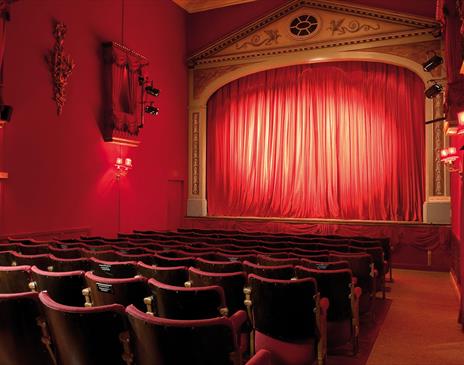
[[39, 291, 130, 365], [245, 349, 272, 365], [300, 259, 350, 271], [83, 271, 149, 310], [146, 277, 228, 319], [294, 266, 361, 354], [11, 252, 52, 271], [350, 246, 386, 299], [48, 246, 83, 259], [90, 257, 138, 278], [153, 253, 196, 267], [246, 274, 328, 365], [196, 257, 244, 273], [137, 261, 188, 286], [49, 255, 91, 272], [329, 252, 375, 315], [187, 266, 247, 314], [126, 304, 246, 365], [0, 292, 55, 365], [17, 243, 51, 255], [0, 265, 31, 293], [257, 255, 301, 267], [29, 265, 86, 306], [243, 260, 295, 280]]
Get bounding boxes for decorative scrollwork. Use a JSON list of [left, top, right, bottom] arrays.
[[328, 18, 380, 36], [48, 22, 75, 116], [236, 29, 281, 50]]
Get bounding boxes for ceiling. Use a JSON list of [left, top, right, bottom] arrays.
[[172, 0, 257, 13]]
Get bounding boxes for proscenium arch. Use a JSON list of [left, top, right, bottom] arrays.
[[187, 0, 447, 222]]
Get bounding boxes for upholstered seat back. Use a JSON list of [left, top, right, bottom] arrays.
[[137, 262, 188, 286], [243, 260, 295, 280], [248, 275, 318, 342], [196, 257, 243, 273], [148, 277, 227, 319], [90, 258, 138, 278], [0, 292, 53, 365], [39, 291, 127, 365], [295, 266, 353, 322], [188, 267, 247, 314], [126, 304, 238, 365], [85, 271, 149, 310], [0, 265, 31, 293], [30, 265, 86, 306]]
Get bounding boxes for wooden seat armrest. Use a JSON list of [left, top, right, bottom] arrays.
[[229, 309, 248, 334], [319, 297, 329, 317], [144, 296, 154, 315]]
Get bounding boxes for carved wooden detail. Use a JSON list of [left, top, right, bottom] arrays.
[[433, 94, 445, 196], [327, 18, 380, 36], [48, 22, 75, 116], [192, 112, 200, 195], [193, 64, 246, 99], [236, 29, 281, 50], [188, 0, 438, 65]]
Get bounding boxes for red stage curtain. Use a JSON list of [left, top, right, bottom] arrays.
[[207, 62, 425, 221]]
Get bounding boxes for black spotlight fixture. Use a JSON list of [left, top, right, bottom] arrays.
[[145, 103, 159, 116], [0, 104, 13, 123], [425, 83, 443, 99], [422, 55, 443, 72], [145, 83, 160, 97]]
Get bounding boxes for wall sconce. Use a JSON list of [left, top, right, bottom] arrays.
[[115, 157, 133, 178], [440, 147, 463, 176]]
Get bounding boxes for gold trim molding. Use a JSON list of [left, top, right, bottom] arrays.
[[192, 112, 200, 195]]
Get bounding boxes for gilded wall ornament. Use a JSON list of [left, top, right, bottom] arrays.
[[328, 18, 380, 36], [48, 22, 75, 115], [236, 29, 281, 50]]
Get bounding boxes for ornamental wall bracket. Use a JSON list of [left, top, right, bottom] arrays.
[[47, 22, 75, 116]]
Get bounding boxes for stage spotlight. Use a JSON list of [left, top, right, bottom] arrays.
[[425, 83, 443, 99], [145, 85, 160, 97], [422, 55, 443, 72], [145, 104, 159, 115]]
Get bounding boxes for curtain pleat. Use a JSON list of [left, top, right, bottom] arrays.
[[207, 62, 425, 221]]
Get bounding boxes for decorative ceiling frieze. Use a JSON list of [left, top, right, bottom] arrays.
[[188, 0, 439, 67]]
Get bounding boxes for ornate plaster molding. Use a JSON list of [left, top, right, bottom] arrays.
[[188, 0, 438, 66]]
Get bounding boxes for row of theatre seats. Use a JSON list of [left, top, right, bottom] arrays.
[[0, 229, 391, 365]]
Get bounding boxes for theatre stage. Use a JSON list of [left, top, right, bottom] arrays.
[[182, 216, 452, 272]]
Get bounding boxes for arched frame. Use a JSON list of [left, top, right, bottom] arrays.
[[187, 0, 449, 223]]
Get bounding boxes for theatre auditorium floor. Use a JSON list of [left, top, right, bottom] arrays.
[[366, 269, 464, 365]]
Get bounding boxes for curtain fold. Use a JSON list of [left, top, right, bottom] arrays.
[[207, 62, 425, 221]]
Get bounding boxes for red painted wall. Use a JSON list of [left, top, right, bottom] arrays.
[[1, 0, 188, 237], [187, 0, 437, 54]]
